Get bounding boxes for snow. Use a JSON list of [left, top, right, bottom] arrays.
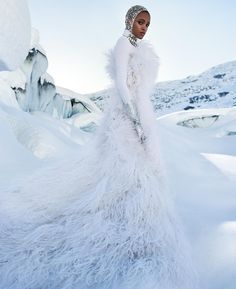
[[30, 28, 46, 55], [203, 153, 236, 179], [0, 0, 31, 71], [0, 78, 20, 108], [156, 107, 236, 288], [0, 68, 26, 90]]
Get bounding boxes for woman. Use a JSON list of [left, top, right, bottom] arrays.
[[0, 5, 198, 289]]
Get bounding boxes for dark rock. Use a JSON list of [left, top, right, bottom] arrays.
[[184, 106, 195, 110], [218, 92, 229, 97], [213, 73, 226, 79]]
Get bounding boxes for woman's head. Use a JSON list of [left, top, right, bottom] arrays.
[[125, 5, 150, 39]]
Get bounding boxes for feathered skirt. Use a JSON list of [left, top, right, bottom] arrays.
[[0, 88, 198, 289]]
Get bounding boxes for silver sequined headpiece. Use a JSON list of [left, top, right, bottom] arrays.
[[123, 5, 149, 47], [125, 5, 149, 32]]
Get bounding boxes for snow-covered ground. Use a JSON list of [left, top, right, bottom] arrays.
[[0, 5, 236, 287], [157, 107, 236, 288]]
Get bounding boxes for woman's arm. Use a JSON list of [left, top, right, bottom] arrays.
[[113, 37, 146, 143]]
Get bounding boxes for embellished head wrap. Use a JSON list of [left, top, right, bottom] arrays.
[[123, 5, 149, 47]]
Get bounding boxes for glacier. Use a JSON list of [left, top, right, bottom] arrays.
[[0, 28, 102, 135], [0, 0, 31, 71]]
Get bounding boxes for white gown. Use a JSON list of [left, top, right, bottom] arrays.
[[0, 34, 198, 289]]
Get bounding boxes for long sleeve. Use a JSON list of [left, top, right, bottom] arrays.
[[113, 37, 146, 143]]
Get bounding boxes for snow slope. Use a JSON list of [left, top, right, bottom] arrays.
[[157, 107, 236, 289]]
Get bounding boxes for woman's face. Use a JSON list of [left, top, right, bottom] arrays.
[[132, 11, 150, 39]]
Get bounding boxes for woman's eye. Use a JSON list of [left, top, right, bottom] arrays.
[[138, 21, 143, 25]]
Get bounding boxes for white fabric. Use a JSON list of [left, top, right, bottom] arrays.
[[113, 35, 135, 107], [112, 34, 143, 139], [0, 36, 199, 288], [111, 34, 149, 142]]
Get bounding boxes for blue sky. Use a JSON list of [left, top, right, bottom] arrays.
[[28, 0, 236, 94]]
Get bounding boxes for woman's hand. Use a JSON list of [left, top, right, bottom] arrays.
[[123, 101, 147, 144]]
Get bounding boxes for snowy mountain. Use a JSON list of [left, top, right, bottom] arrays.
[[90, 60, 236, 117], [152, 61, 236, 116]]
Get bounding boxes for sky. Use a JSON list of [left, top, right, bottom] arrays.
[[28, 0, 236, 94]]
